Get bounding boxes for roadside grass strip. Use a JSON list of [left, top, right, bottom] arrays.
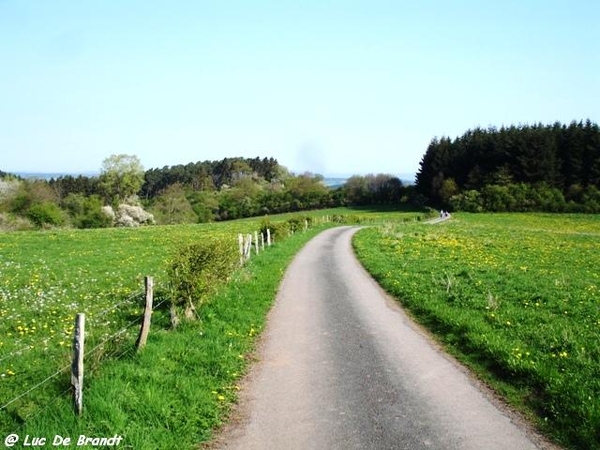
[[353, 213, 600, 450]]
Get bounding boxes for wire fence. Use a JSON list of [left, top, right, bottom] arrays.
[[0, 220, 328, 424], [0, 283, 164, 422], [0, 227, 270, 422]]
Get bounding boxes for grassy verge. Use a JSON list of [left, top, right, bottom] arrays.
[[353, 213, 600, 450], [10, 227, 328, 448]]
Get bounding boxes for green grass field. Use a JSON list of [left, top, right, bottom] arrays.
[[1, 209, 424, 448], [353, 213, 600, 449], [0, 214, 338, 448], [3, 209, 596, 449]]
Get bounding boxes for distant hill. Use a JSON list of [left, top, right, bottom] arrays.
[[324, 173, 415, 188], [14, 172, 99, 180]]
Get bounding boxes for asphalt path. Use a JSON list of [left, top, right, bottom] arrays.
[[213, 226, 556, 450]]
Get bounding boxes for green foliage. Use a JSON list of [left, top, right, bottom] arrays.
[[416, 120, 600, 211], [151, 183, 197, 225], [99, 154, 145, 205], [141, 156, 280, 198], [260, 218, 289, 241], [188, 191, 218, 223], [450, 183, 586, 213], [8, 180, 58, 216], [341, 174, 417, 207], [26, 202, 65, 228], [286, 215, 307, 233], [167, 237, 238, 326], [9, 192, 31, 214], [62, 194, 112, 228]]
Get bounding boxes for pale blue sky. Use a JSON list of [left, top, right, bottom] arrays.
[[1, 1, 599, 176]]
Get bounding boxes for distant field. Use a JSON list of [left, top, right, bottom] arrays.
[[353, 213, 600, 449]]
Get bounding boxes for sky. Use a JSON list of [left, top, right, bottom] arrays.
[[1, 1, 599, 177]]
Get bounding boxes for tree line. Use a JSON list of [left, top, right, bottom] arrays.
[[0, 155, 416, 230], [415, 120, 600, 212]]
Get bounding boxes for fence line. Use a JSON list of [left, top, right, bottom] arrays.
[[0, 363, 71, 412], [93, 290, 142, 320], [1, 222, 312, 419], [71, 313, 84, 416], [84, 317, 142, 361]]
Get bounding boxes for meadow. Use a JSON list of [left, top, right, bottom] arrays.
[[0, 222, 245, 404], [0, 215, 324, 446], [0, 209, 425, 448], [4, 208, 594, 448], [353, 213, 600, 449]]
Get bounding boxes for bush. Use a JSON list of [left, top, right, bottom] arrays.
[[0, 212, 33, 231], [77, 210, 114, 229], [63, 194, 113, 229], [167, 237, 238, 327], [286, 216, 306, 233], [115, 204, 155, 227], [260, 218, 289, 242], [26, 202, 65, 228]]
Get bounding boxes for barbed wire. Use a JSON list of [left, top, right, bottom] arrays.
[[0, 226, 275, 419], [0, 363, 71, 412], [0, 344, 33, 364], [0, 290, 148, 368], [20, 385, 73, 422], [92, 290, 144, 319]]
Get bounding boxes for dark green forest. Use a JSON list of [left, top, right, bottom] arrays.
[[0, 156, 414, 230], [416, 120, 600, 212]]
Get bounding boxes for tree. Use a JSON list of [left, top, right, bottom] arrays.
[[438, 178, 459, 207], [151, 184, 197, 225], [99, 154, 145, 205], [343, 175, 370, 205]]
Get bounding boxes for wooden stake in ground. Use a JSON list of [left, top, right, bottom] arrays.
[[71, 313, 85, 416], [238, 234, 244, 266], [136, 276, 154, 350]]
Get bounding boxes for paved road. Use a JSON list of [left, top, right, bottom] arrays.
[[213, 227, 554, 450]]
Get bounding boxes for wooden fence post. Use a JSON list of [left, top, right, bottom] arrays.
[[244, 234, 252, 260], [254, 231, 259, 255], [267, 228, 271, 246], [261, 231, 265, 251], [71, 313, 85, 416], [136, 276, 154, 351], [238, 234, 244, 266]]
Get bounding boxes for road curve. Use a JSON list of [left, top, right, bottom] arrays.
[[213, 226, 553, 450]]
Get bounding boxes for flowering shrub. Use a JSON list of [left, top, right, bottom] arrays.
[[0, 179, 20, 201], [101, 204, 155, 227], [117, 204, 155, 227]]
